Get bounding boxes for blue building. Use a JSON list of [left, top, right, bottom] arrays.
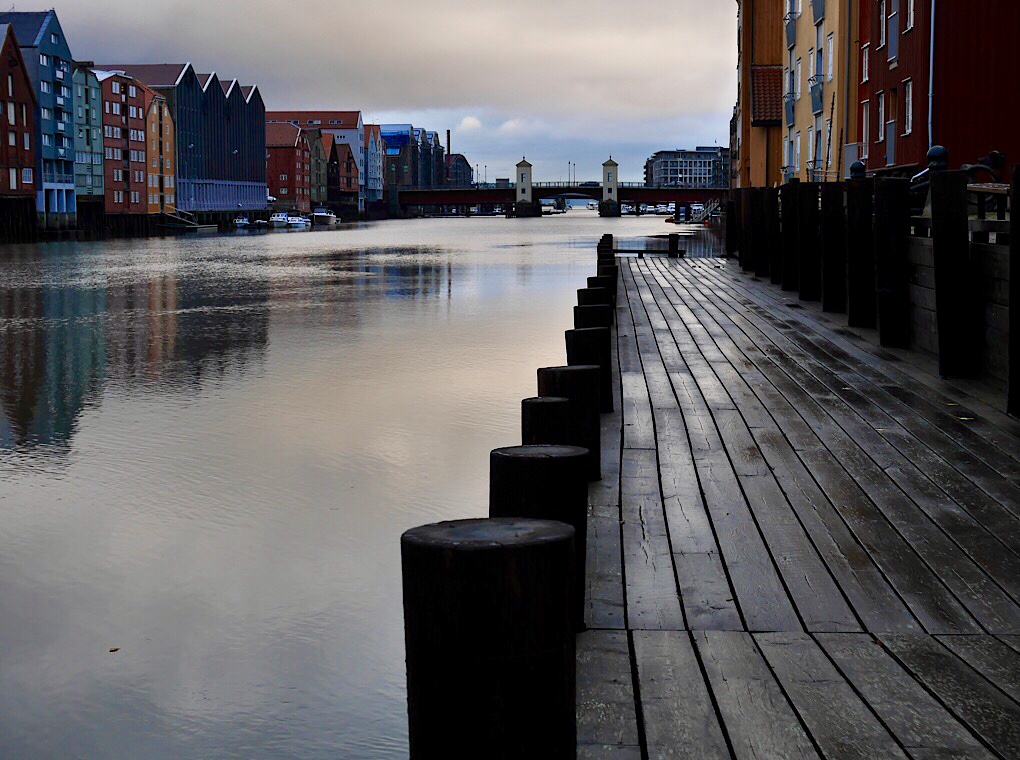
[[0, 10, 77, 228], [94, 63, 267, 214], [72, 63, 103, 223]]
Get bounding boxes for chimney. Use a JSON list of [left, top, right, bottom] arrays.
[[446, 129, 451, 157]]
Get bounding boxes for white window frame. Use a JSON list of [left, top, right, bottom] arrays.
[[903, 79, 913, 135], [876, 92, 886, 141], [861, 43, 870, 82], [826, 34, 834, 81], [796, 59, 803, 99], [795, 131, 802, 170], [878, 0, 887, 47]]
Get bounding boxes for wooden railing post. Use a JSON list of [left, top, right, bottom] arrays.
[[1009, 166, 1019, 416], [766, 187, 783, 285], [930, 170, 976, 377], [846, 176, 877, 328], [821, 182, 848, 313], [740, 188, 754, 271], [798, 182, 822, 301], [725, 198, 738, 258], [750, 187, 769, 278], [874, 177, 911, 347], [780, 179, 801, 292]]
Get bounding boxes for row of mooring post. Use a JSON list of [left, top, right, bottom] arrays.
[[400, 234, 618, 757]]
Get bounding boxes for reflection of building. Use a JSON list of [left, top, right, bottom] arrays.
[[0, 10, 76, 228], [644, 147, 730, 188]]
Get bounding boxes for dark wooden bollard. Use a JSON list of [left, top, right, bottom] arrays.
[[874, 177, 911, 348], [538, 365, 601, 480], [780, 179, 801, 292], [402, 518, 576, 758], [798, 182, 822, 301], [820, 182, 848, 313], [930, 170, 976, 377], [574, 304, 613, 329], [765, 187, 783, 285], [578, 287, 611, 307], [489, 445, 589, 630], [740, 187, 754, 272], [1009, 165, 1020, 417], [587, 275, 617, 302], [566, 327, 614, 412], [669, 233, 680, 254], [750, 187, 768, 278], [522, 396, 573, 446], [597, 264, 618, 280], [846, 177, 877, 328]]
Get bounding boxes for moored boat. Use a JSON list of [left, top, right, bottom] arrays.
[[312, 208, 337, 226], [269, 212, 289, 228], [287, 215, 311, 228], [233, 215, 250, 228]]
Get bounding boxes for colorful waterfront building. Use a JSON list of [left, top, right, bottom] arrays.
[[71, 63, 103, 221], [363, 124, 384, 203], [266, 121, 311, 213], [0, 22, 37, 240], [852, 0, 1020, 173], [303, 128, 328, 209], [381, 124, 418, 189], [445, 154, 473, 188], [266, 111, 365, 212], [94, 63, 267, 214], [781, 0, 859, 182], [144, 91, 176, 214], [94, 70, 150, 216], [327, 139, 359, 212], [731, 0, 785, 188], [0, 10, 76, 229], [644, 147, 731, 188]]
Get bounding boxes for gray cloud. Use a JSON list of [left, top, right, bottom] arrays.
[[64, 0, 736, 180]]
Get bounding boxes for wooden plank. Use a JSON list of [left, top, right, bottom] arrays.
[[621, 448, 685, 631], [633, 631, 730, 758], [880, 634, 1020, 758], [816, 633, 994, 758], [694, 630, 820, 759], [587, 513, 626, 631], [935, 635, 1020, 703], [756, 632, 908, 758], [576, 630, 641, 752]]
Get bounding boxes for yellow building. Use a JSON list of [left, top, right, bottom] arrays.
[[781, 0, 858, 182], [145, 94, 176, 214]]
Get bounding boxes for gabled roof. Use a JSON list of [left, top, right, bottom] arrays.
[[93, 63, 191, 88], [321, 132, 336, 154], [0, 11, 51, 49], [0, 25, 36, 107], [266, 121, 304, 148], [750, 65, 784, 125], [266, 111, 363, 128]]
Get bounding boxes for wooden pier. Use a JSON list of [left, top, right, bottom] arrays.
[[578, 254, 1020, 758]]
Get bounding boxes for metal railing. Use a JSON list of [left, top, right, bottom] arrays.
[[784, 13, 798, 48], [809, 76, 825, 115], [784, 93, 796, 127]]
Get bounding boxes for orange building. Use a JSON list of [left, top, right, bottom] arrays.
[[144, 92, 175, 213]]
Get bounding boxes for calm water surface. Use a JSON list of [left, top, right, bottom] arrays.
[[0, 213, 721, 758]]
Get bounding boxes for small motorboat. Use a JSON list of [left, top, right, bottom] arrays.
[[234, 215, 250, 228], [287, 215, 311, 228], [269, 212, 289, 228], [312, 208, 337, 226]]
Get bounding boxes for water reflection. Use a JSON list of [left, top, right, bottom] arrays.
[[0, 216, 721, 759]]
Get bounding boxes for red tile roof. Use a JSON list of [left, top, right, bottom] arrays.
[[751, 65, 784, 126], [266, 121, 303, 148], [266, 111, 362, 129]]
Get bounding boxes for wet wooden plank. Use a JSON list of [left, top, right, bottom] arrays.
[[756, 632, 908, 758], [586, 513, 626, 631], [816, 633, 994, 758], [621, 449, 685, 631], [880, 634, 1020, 758], [633, 631, 730, 758], [935, 635, 1020, 703], [694, 630, 820, 759], [577, 631, 640, 752]]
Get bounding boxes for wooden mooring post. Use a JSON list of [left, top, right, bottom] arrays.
[[402, 518, 576, 758], [1009, 166, 1019, 416], [780, 179, 801, 292], [566, 327, 613, 412], [521, 396, 573, 447], [820, 182, 848, 313], [578, 287, 612, 307], [765, 187, 783, 285], [574, 304, 614, 329], [846, 171, 878, 328], [873, 177, 911, 347], [798, 182, 822, 301], [740, 188, 754, 271], [750, 187, 768, 278], [538, 365, 601, 480]]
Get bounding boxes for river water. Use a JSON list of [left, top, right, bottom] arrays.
[[0, 212, 722, 758]]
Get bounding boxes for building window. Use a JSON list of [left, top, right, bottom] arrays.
[[24, 132, 30, 150], [39, 54, 50, 67], [906, 0, 915, 29], [7, 74, 12, 96], [861, 44, 870, 82], [827, 34, 834, 81], [129, 85, 136, 97], [41, 81, 51, 94], [807, 126, 815, 165], [808, 47, 815, 79], [877, 92, 885, 140], [878, 0, 887, 47], [7, 132, 14, 147], [795, 131, 801, 170], [903, 79, 913, 134], [9, 167, 17, 189], [51, 32, 58, 44], [795, 59, 802, 99]]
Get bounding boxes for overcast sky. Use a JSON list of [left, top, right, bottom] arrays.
[[61, 1, 737, 182]]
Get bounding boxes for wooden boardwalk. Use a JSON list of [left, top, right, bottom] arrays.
[[579, 256, 1020, 759]]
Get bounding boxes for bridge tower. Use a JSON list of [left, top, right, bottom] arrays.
[[517, 158, 533, 203], [602, 157, 618, 202]]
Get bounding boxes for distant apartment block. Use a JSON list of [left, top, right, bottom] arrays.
[[644, 147, 731, 188], [266, 122, 311, 213]]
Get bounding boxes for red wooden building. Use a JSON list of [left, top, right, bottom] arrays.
[[857, 0, 1020, 175], [0, 23, 36, 199], [96, 70, 151, 215], [266, 121, 311, 212]]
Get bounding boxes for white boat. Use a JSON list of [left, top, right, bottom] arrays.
[[233, 215, 250, 228], [312, 208, 337, 226], [287, 215, 311, 227], [269, 212, 289, 228], [586, 201, 599, 211]]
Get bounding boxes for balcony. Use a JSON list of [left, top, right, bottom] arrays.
[[781, 165, 796, 183], [43, 172, 74, 184], [784, 13, 797, 48], [809, 76, 825, 114], [885, 121, 896, 165], [812, 0, 825, 23], [55, 69, 64, 81], [784, 93, 796, 127]]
